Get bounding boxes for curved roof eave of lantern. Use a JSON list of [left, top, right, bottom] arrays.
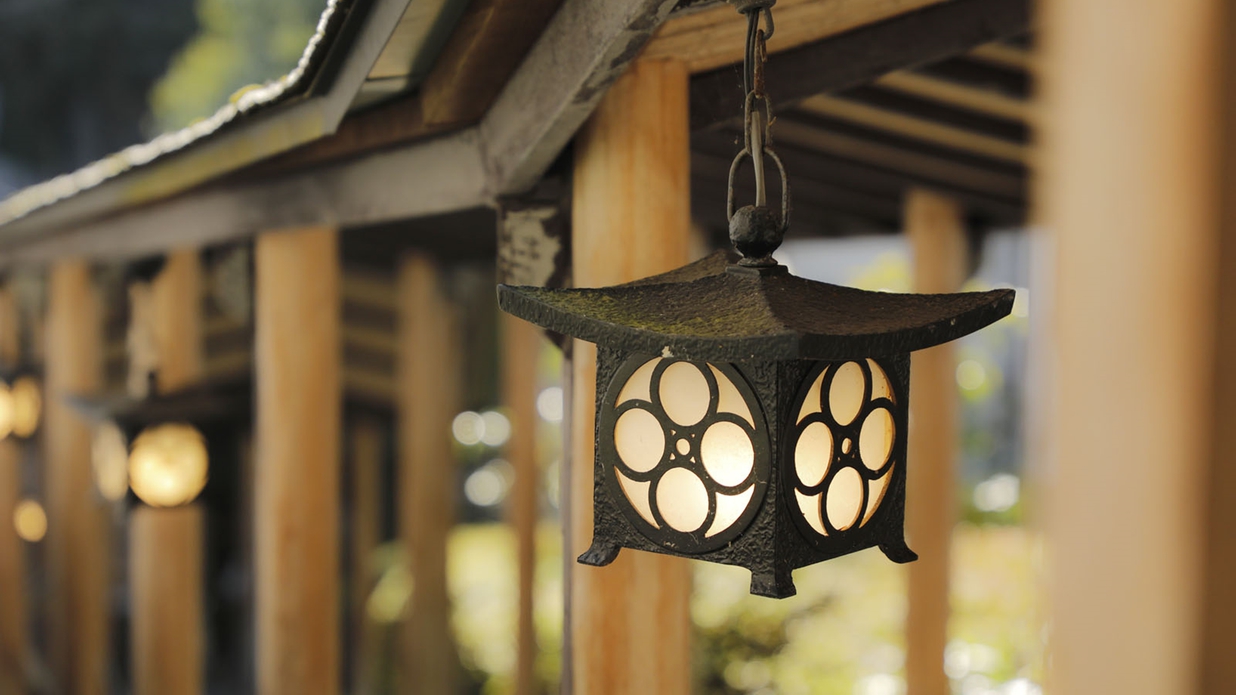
[[498, 251, 1015, 362]]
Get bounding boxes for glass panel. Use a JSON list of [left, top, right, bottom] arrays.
[[868, 359, 895, 403], [797, 370, 824, 424], [92, 421, 130, 502], [859, 407, 894, 471], [128, 423, 209, 508], [794, 421, 832, 487], [613, 407, 665, 473], [616, 470, 658, 527], [794, 490, 826, 536], [706, 485, 755, 537], [862, 467, 893, 526], [617, 358, 657, 404], [659, 362, 710, 426], [700, 421, 754, 487], [829, 361, 865, 426], [709, 365, 753, 426], [826, 467, 864, 531], [655, 467, 709, 533]]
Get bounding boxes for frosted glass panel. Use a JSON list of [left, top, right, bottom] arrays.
[[826, 468, 864, 531], [616, 470, 658, 527], [659, 362, 710, 426], [617, 358, 657, 404], [860, 407, 894, 471], [710, 365, 754, 426], [656, 467, 709, 532], [829, 362, 865, 425], [614, 408, 664, 473], [797, 370, 824, 424], [700, 421, 754, 487], [795, 490, 826, 535], [863, 467, 893, 526], [707, 486, 755, 537], [868, 359, 894, 403], [794, 421, 832, 487]]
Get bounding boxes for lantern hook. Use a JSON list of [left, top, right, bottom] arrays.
[[726, 3, 791, 266]]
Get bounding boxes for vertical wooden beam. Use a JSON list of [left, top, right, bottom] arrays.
[[0, 285, 25, 695], [254, 228, 341, 695], [1037, 1, 1222, 693], [348, 415, 384, 695], [502, 314, 542, 695], [904, 188, 966, 695], [44, 261, 108, 695], [396, 254, 459, 695], [569, 58, 693, 695], [130, 249, 205, 695]]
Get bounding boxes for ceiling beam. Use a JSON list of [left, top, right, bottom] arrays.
[[644, 0, 947, 73], [874, 70, 1035, 123], [689, 0, 1031, 131]]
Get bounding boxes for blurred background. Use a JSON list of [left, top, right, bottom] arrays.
[[1, 0, 1212, 694]]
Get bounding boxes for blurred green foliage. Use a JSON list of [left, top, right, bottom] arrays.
[[149, 0, 326, 133]]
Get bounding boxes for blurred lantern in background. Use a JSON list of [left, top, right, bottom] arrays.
[[71, 379, 248, 506], [0, 371, 42, 441], [497, 0, 1014, 598]]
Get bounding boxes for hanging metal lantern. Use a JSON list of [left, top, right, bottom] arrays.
[[497, 0, 1014, 597]]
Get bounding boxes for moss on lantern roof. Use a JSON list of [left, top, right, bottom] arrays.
[[498, 251, 1014, 362]]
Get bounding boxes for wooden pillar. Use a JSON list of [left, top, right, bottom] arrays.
[[130, 249, 205, 695], [904, 189, 967, 695], [348, 415, 384, 695], [502, 315, 542, 695], [254, 228, 341, 695], [1037, 1, 1232, 693], [396, 254, 459, 695], [0, 286, 26, 695], [569, 58, 693, 694], [44, 261, 108, 695]]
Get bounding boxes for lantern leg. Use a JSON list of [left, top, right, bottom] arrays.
[[750, 565, 796, 599], [577, 540, 621, 566], [879, 538, 919, 564]]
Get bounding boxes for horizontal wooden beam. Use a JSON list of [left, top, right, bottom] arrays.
[[874, 70, 1035, 123], [645, 0, 946, 73], [689, 0, 1031, 131]]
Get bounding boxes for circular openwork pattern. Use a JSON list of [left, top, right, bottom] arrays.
[[600, 355, 769, 553], [786, 359, 899, 542]]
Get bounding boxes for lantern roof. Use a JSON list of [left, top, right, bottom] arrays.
[[498, 251, 1014, 362], [65, 377, 252, 432]]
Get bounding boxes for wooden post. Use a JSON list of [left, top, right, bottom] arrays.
[[0, 285, 26, 695], [904, 188, 967, 695], [348, 415, 384, 695], [1037, 1, 1232, 694], [44, 261, 108, 695], [396, 254, 459, 695], [569, 58, 693, 694], [502, 314, 542, 695], [130, 249, 205, 695], [254, 228, 341, 695]]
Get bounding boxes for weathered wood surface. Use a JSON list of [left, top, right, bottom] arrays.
[[0, 285, 25, 695], [502, 314, 543, 695], [396, 254, 459, 695], [44, 261, 109, 695], [254, 227, 341, 695], [905, 188, 966, 695], [568, 58, 692, 695], [1037, 0, 1224, 693], [130, 248, 205, 695]]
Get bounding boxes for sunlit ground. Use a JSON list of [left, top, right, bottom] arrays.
[[446, 522, 1045, 695]]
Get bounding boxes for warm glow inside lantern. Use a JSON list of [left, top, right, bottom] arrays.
[[0, 373, 42, 440], [499, 254, 1013, 597]]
